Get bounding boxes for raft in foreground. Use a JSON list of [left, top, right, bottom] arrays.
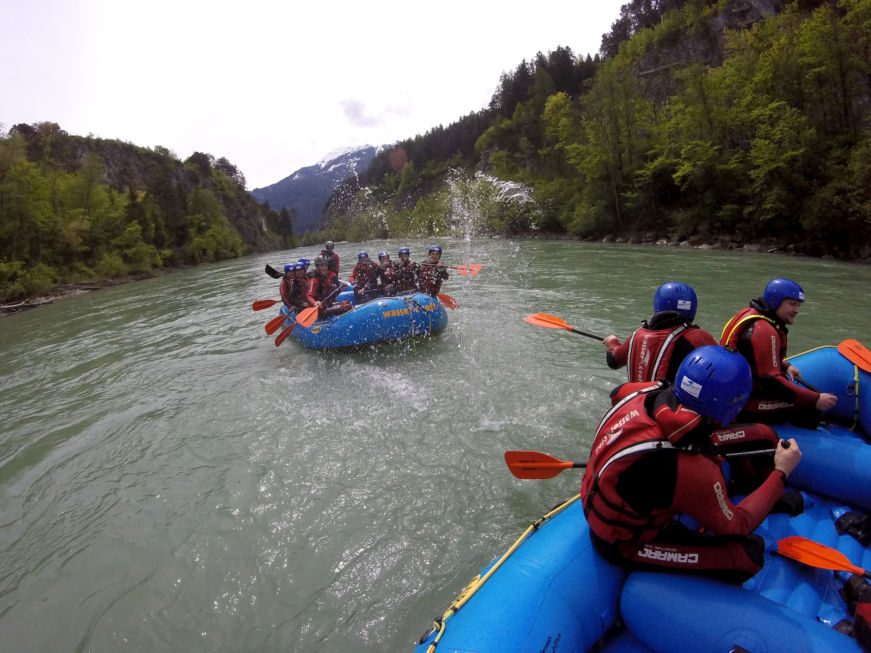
[[278, 291, 448, 350], [413, 344, 871, 653]]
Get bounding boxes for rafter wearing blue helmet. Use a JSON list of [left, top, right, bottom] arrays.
[[390, 247, 418, 294], [604, 282, 716, 384], [581, 343, 801, 584], [721, 279, 836, 427], [417, 245, 449, 296]]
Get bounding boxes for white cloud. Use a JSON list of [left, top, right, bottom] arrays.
[[1, 0, 626, 188]]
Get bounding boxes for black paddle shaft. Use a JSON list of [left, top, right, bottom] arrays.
[[570, 326, 606, 341]]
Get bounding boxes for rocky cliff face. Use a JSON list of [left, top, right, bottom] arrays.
[[250, 145, 382, 235]]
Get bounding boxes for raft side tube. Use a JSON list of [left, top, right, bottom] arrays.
[[414, 499, 627, 653], [621, 572, 862, 653]]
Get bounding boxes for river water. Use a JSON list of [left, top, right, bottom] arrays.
[[1, 239, 869, 652]]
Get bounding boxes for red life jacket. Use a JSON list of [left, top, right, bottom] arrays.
[[392, 260, 418, 291], [351, 260, 379, 289], [307, 271, 339, 304], [416, 263, 448, 295], [720, 307, 785, 360], [626, 323, 690, 382], [280, 277, 308, 309], [581, 381, 700, 545]]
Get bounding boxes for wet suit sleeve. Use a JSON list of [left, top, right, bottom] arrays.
[[746, 321, 818, 409], [306, 277, 319, 305], [606, 336, 631, 370], [672, 454, 784, 535], [280, 280, 292, 308]]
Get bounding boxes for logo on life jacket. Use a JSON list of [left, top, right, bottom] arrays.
[[770, 335, 778, 367], [716, 430, 746, 442]]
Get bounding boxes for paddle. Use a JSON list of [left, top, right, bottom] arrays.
[[419, 262, 482, 277], [253, 299, 280, 311], [452, 264, 482, 277], [274, 284, 346, 346], [274, 306, 319, 347], [265, 312, 290, 335], [777, 535, 871, 578], [524, 313, 606, 341], [839, 339, 871, 373], [505, 451, 586, 479], [438, 293, 458, 310], [506, 447, 778, 480], [265, 264, 283, 279]]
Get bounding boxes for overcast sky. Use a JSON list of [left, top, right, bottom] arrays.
[[2, 0, 626, 189]]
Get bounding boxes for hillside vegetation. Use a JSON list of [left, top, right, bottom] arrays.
[[321, 0, 871, 259], [0, 123, 294, 302]]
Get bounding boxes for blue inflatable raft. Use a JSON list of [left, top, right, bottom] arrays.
[[414, 344, 871, 653], [277, 290, 448, 350]]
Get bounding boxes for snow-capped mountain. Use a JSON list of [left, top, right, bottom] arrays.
[[250, 145, 382, 235]]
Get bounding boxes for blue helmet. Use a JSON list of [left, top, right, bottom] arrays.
[[654, 282, 698, 321], [429, 245, 442, 255], [284, 263, 294, 273], [398, 247, 410, 256], [292, 262, 305, 271], [298, 257, 310, 268], [377, 251, 389, 260], [763, 278, 805, 310], [358, 251, 369, 260], [674, 345, 752, 425]]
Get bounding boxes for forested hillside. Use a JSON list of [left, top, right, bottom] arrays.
[[0, 122, 294, 302], [321, 0, 871, 259]]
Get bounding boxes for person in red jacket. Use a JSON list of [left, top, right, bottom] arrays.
[[720, 278, 837, 427], [306, 256, 350, 319], [582, 346, 801, 584], [279, 262, 313, 312], [349, 251, 380, 302], [320, 241, 340, 275], [603, 282, 718, 384], [416, 245, 449, 297]]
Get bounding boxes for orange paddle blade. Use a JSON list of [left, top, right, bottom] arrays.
[[524, 313, 572, 331], [252, 299, 280, 311], [504, 450, 584, 479], [777, 536, 869, 576], [274, 322, 296, 346], [438, 293, 458, 310], [297, 307, 319, 328], [452, 264, 482, 277], [839, 339, 871, 373], [265, 313, 288, 335]]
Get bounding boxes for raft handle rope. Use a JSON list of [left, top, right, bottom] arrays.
[[418, 494, 582, 653]]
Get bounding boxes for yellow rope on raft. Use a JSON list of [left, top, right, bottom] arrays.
[[422, 494, 582, 653]]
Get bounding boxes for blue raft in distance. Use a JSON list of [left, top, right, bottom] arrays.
[[413, 343, 871, 653], [278, 290, 448, 350]]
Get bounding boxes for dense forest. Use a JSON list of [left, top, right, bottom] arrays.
[[0, 123, 294, 302], [318, 0, 871, 259]]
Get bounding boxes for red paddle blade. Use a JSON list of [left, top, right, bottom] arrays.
[[274, 323, 296, 346], [505, 450, 574, 479], [839, 339, 871, 373], [777, 536, 866, 575], [438, 293, 458, 310], [265, 313, 288, 335], [297, 307, 319, 328], [252, 299, 279, 311], [524, 313, 572, 331], [452, 264, 482, 277]]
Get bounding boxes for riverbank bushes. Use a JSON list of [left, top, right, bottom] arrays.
[[323, 0, 871, 259], [0, 123, 293, 302]]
